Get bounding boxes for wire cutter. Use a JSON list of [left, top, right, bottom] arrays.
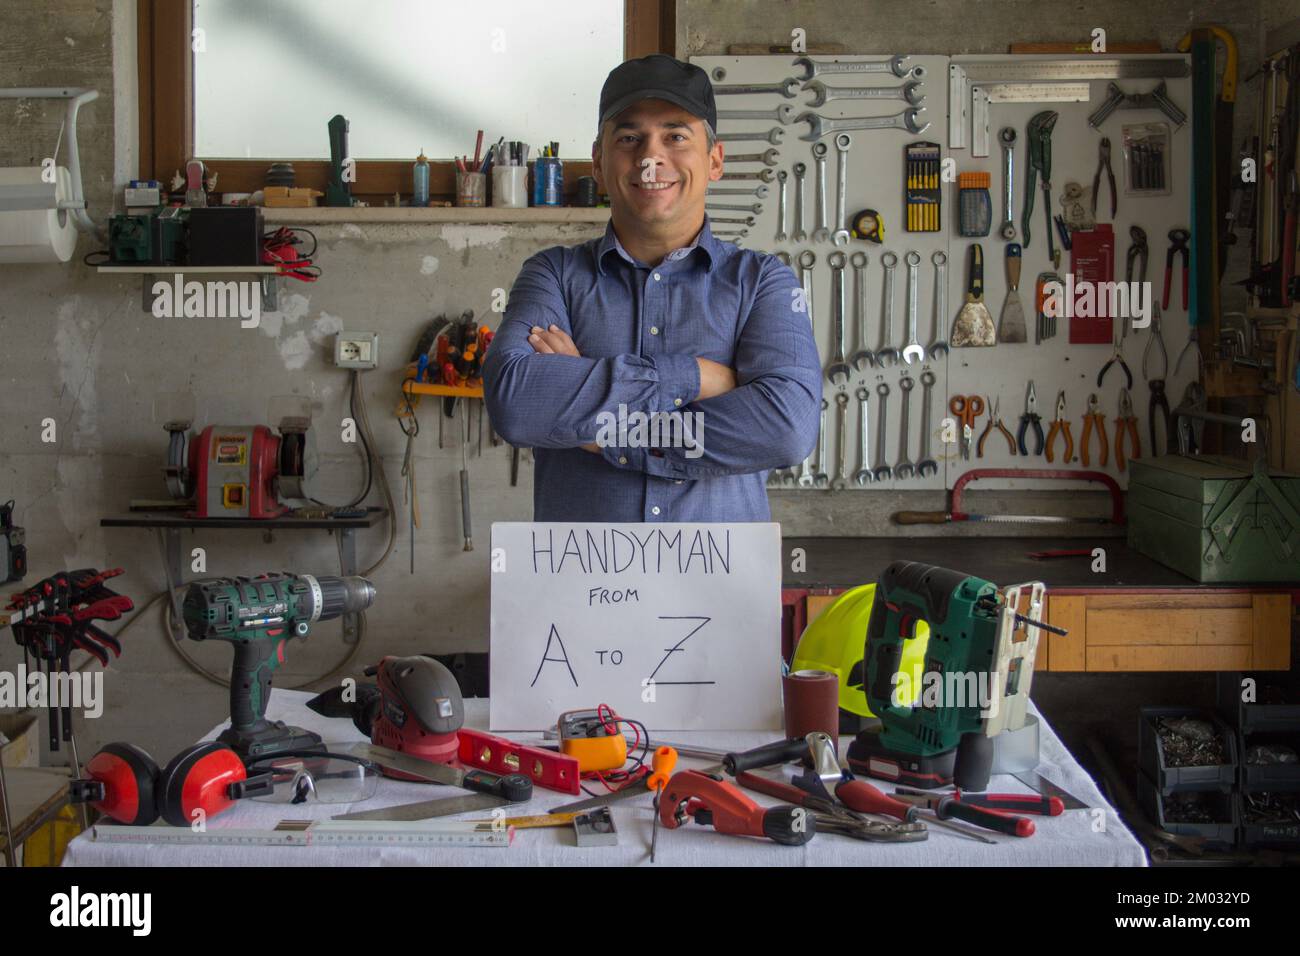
[[1143, 306, 1171, 455], [1016, 380, 1045, 456], [949, 395, 985, 459], [1162, 227, 1190, 310], [1096, 323, 1133, 390], [1115, 387, 1141, 472], [1091, 137, 1117, 219], [1045, 391, 1074, 463], [1123, 225, 1147, 342], [1080, 393, 1109, 468], [977, 395, 1017, 457]]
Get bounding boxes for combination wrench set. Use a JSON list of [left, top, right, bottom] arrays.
[[766, 247, 948, 488], [697, 55, 950, 490]]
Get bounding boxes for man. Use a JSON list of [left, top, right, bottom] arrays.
[[483, 54, 821, 522]]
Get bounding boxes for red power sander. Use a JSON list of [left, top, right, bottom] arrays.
[[307, 655, 464, 780]]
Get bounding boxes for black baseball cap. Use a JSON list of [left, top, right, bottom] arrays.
[[598, 54, 717, 133]]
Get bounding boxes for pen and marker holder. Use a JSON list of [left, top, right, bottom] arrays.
[[456, 171, 487, 207], [492, 166, 529, 208]]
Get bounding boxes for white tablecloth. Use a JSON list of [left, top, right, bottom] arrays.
[[64, 691, 1147, 867]]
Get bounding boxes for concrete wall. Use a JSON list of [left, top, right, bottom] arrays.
[[0, 1, 1284, 757]]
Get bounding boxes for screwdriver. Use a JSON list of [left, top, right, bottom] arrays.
[[648, 746, 677, 863]]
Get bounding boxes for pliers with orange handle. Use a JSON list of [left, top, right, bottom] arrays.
[[1115, 387, 1141, 471], [1045, 391, 1074, 463], [977, 395, 1017, 457], [1080, 393, 1109, 468]]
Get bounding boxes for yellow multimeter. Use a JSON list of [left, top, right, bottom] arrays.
[[557, 708, 629, 773]]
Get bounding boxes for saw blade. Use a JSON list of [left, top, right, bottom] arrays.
[[1013, 771, 1089, 810], [332, 793, 506, 822]]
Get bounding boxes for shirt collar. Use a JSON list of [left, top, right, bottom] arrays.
[[596, 216, 720, 275]]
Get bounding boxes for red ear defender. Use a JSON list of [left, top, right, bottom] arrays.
[[79, 742, 161, 826], [157, 742, 246, 827]]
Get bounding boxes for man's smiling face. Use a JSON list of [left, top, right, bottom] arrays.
[[591, 99, 724, 230]]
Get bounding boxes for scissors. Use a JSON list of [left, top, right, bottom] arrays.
[[949, 395, 985, 459]]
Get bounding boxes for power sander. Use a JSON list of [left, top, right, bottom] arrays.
[[846, 561, 1053, 791], [306, 654, 465, 780], [182, 573, 376, 759]]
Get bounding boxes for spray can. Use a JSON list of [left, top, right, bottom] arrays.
[[532, 152, 564, 206], [412, 149, 430, 207]]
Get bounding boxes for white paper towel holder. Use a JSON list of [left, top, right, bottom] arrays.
[[0, 87, 103, 241]]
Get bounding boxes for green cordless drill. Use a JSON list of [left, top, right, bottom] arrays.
[[846, 561, 1049, 792], [183, 573, 376, 758]]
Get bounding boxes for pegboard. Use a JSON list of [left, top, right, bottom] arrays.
[[691, 52, 1195, 495]]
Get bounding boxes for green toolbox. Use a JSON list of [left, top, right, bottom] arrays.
[[1127, 455, 1300, 583]]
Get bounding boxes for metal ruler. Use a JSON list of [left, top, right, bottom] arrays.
[[949, 58, 1189, 148], [968, 83, 1092, 156], [89, 819, 512, 848], [333, 793, 505, 822]]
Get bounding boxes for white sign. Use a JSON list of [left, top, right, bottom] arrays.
[[489, 522, 784, 731]]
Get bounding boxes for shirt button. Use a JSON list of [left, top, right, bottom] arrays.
[[675, 480, 683, 485], [653, 273, 662, 281], [618, 456, 627, 465], [673, 398, 682, 407], [652, 506, 661, 516], [650, 326, 659, 335]]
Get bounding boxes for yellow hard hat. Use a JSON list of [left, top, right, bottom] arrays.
[[790, 583, 931, 716]]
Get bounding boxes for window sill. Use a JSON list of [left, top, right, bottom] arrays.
[[259, 206, 610, 225]]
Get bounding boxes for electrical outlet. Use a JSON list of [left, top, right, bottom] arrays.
[[334, 332, 379, 369]]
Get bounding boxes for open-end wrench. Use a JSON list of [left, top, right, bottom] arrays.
[[793, 163, 808, 242], [717, 129, 784, 145], [825, 251, 851, 386], [710, 215, 756, 226], [916, 369, 938, 478], [895, 374, 915, 479], [849, 251, 874, 370], [803, 79, 926, 108], [902, 251, 925, 364], [813, 399, 830, 488], [775, 171, 789, 242], [929, 250, 949, 359], [832, 393, 850, 490], [707, 184, 770, 198], [873, 382, 893, 482], [832, 133, 852, 245], [720, 168, 776, 182], [854, 387, 873, 485], [792, 55, 918, 82], [797, 250, 815, 331], [999, 127, 1017, 241], [717, 105, 797, 125], [812, 142, 830, 242], [797, 108, 929, 141], [724, 148, 782, 166], [707, 202, 764, 214], [715, 78, 802, 98], [877, 251, 900, 366]]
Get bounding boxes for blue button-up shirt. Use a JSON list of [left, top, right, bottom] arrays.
[[482, 217, 821, 522]]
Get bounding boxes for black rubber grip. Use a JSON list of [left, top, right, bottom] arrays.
[[762, 805, 816, 846], [954, 732, 994, 792], [723, 738, 807, 776]]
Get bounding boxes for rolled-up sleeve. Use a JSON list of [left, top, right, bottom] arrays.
[[607, 256, 821, 479], [482, 251, 701, 448]]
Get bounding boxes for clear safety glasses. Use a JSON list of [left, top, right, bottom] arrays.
[[246, 750, 381, 805]]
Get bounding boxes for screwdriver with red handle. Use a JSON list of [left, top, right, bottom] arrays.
[[892, 787, 1037, 837]]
